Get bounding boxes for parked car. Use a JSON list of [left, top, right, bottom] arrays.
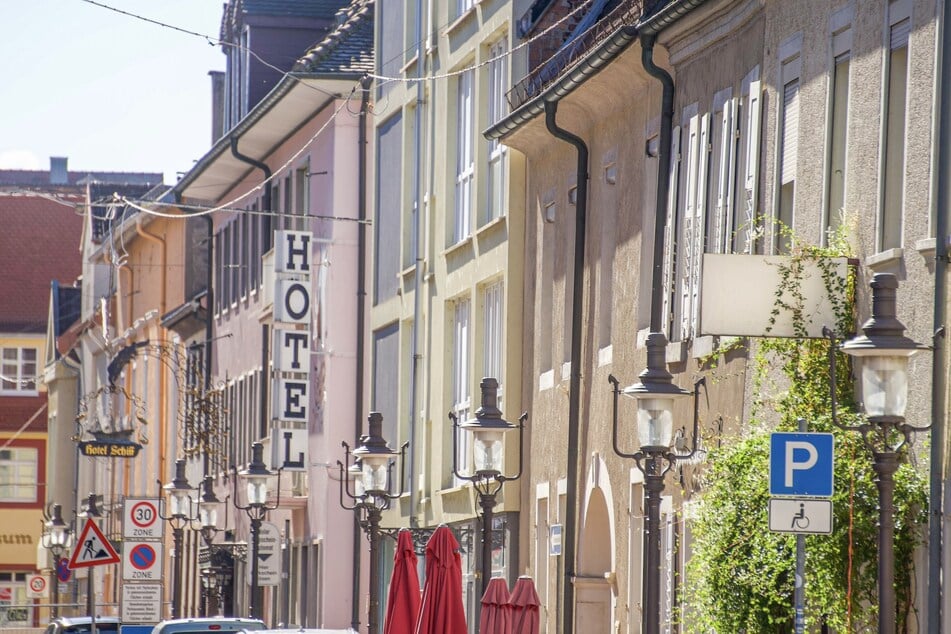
[[45, 616, 121, 634], [245, 629, 356, 634], [151, 618, 266, 634]]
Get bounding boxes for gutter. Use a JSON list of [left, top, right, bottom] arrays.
[[929, 0, 951, 625], [230, 136, 272, 213], [544, 101, 588, 634]]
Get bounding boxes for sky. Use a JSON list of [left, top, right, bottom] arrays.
[[0, 1, 226, 184]]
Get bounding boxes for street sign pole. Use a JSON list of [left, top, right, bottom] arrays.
[[794, 418, 806, 634]]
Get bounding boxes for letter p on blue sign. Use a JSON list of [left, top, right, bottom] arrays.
[[769, 432, 834, 497]]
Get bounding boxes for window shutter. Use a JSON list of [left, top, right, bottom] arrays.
[[890, 18, 911, 49], [691, 113, 711, 334], [781, 80, 800, 184], [744, 80, 763, 253], [716, 99, 737, 254], [662, 126, 682, 338], [679, 115, 701, 340]]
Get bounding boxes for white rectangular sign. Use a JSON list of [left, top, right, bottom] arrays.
[[122, 542, 164, 581], [274, 329, 311, 373], [700, 255, 850, 338], [273, 378, 309, 422], [271, 428, 307, 471], [769, 498, 833, 534], [121, 583, 163, 624], [123, 498, 164, 540], [274, 230, 312, 275], [247, 521, 282, 587]]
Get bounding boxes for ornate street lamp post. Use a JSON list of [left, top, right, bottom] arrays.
[[449, 378, 526, 599], [161, 459, 197, 618], [338, 413, 406, 634], [609, 332, 704, 634], [42, 503, 71, 618], [233, 442, 281, 620], [197, 476, 225, 617], [825, 272, 927, 633]]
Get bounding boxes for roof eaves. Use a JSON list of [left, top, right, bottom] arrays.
[[637, 0, 712, 34], [484, 24, 639, 141]]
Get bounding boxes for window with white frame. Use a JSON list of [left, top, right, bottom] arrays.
[[0, 446, 38, 502], [457, 0, 475, 18], [295, 163, 310, 231], [881, 0, 910, 252], [455, 68, 475, 243], [662, 69, 762, 342], [487, 37, 509, 223], [599, 156, 618, 350], [776, 36, 802, 254], [452, 297, 472, 482], [1, 347, 37, 393], [826, 11, 852, 241], [482, 280, 504, 405]]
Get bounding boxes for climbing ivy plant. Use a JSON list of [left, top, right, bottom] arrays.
[[683, 232, 928, 633]]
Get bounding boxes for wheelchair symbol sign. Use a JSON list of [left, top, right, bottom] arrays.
[[769, 432, 834, 497]]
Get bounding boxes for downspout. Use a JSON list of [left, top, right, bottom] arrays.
[[352, 76, 371, 632], [407, 0, 427, 530], [929, 0, 950, 626], [544, 100, 588, 634], [639, 33, 676, 330], [136, 218, 170, 484]]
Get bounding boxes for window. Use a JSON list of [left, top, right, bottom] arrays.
[[881, 0, 910, 252], [457, 0, 475, 18], [250, 204, 261, 291], [372, 323, 400, 447], [776, 39, 802, 253], [283, 175, 293, 230], [241, 210, 250, 297], [734, 70, 763, 254], [455, 69, 475, 243], [214, 230, 223, 314], [295, 163, 310, 231], [599, 156, 618, 349], [1, 347, 37, 393], [452, 297, 471, 482], [539, 201, 555, 375], [535, 495, 550, 633], [708, 88, 736, 254], [482, 281, 504, 404], [377, 0, 404, 98], [0, 446, 38, 501], [826, 11, 852, 240], [375, 114, 403, 304], [487, 37, 509, 223]]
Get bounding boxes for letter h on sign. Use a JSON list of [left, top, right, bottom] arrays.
[[276, 231, 312, 274]]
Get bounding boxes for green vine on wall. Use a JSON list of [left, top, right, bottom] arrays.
[[684, 231, 928, 633]]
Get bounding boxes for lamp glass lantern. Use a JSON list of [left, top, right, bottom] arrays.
[[46, 504, 69, 551], [239, 442, 277, 507], [199, 477, 220, 531], [840, 274, 926, 419], [164, 459, 194, 518], [352, 412, 396, 495], [348, 459, 366, 498]]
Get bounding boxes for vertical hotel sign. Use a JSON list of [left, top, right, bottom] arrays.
[[272, 230, 311, 471]]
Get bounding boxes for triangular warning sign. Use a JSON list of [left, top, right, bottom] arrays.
[[68, 518, 120, 569]]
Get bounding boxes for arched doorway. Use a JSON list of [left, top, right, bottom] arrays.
[[576, 457, 615, 632]]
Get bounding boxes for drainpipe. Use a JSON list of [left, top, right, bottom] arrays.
[[544, 100, 588, 634], [929, 0, 951, 626], [639, 33, 676, 330], [352, 76, 371, 632]]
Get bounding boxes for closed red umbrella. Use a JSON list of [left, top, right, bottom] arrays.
[[384, 529, 421, 634], [479, 577, 512, 634], [415, 525, 467, 634], [508, 576, 540, 634]]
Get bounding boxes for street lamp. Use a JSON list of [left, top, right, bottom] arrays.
[[160, 459, 198, 619], [825, 272, 927, 634], [233, 442, 281, 620], [338, 412, 407, 634], [197, 476, 225, 617], [609, 332, 704, 634], [41, 503, 71, 618], [449, 377, 527, 599]]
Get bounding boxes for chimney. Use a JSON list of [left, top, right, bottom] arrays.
[[209, 70, 226, 145], [50, 156, 68, 185]]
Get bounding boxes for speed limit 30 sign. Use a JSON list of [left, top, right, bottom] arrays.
[[123, 498, 164, 540]]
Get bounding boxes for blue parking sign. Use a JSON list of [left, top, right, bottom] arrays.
[[769, 432, 834, 497]]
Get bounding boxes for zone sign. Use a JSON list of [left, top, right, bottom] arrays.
[[123, 542, 163, 581], [123, 498, 164, 540]]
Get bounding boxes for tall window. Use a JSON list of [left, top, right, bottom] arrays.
[[457, 0, 475, 18], [375, 114, 403, 304], [487, 38, 509, 223], [708, 88, 736, 255], [777, 47, 801, 253], [599, 158, 618, 349], [826, 13, 852, 240], [881, 1, 910, 251], [455, 69, 475, 243], [482, 281, 504, 403], [241, 210, 250, 297], [0, 446, 37, 501], [540, 203, 555, 375], [1, 347, 37, 393], [295, 163, 309, 231], [452, 297, 471, 482]]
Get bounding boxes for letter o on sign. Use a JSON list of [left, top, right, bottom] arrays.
[[284, 283, 310, 321]]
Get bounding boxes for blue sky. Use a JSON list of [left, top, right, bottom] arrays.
[[0, 1, 225, 184]]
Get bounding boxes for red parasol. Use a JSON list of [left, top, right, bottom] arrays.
[[508, 576, 541, 634], [479, 577, 512, 634], [414, 525, 467, 634], [384, 529, 421, 634]]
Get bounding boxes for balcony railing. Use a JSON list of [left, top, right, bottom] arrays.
[[506, 0, 645, 111]]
